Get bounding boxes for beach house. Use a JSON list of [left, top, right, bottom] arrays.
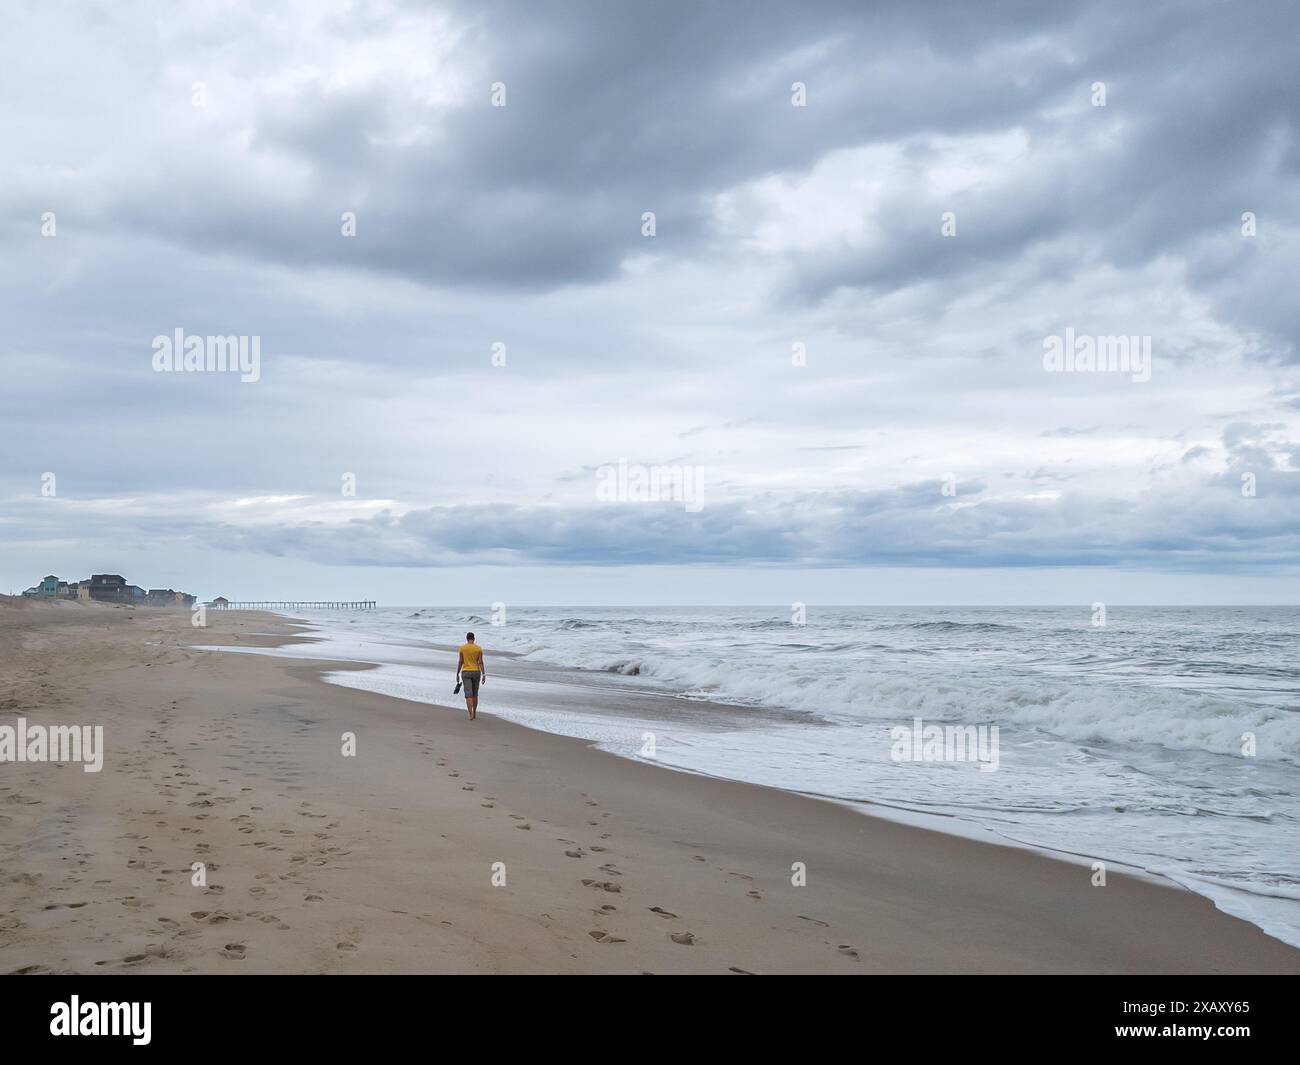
[[145, 588, 196, 608], [80, 574, 130, 603]]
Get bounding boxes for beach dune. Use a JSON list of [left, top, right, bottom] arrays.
[[1, 601, 1297, 974]]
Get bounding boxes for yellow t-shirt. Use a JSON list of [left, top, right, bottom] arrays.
[[459, 642, 484, 672]]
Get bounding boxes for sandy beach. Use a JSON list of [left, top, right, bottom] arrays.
[[2, 598, 1298, 975]]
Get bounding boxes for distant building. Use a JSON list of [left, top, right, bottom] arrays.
[[144, 588, 195, 608], [84, 574, 131, 604], [26, 572, 194, 607], [26, 576, 79, 599], [210, 597, 230, 608]]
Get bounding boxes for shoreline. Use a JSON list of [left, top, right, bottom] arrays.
[[232, 611, 1294, 938], [3, 601, 1298, 973]]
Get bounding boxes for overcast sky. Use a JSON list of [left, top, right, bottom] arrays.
[[2, 0, 1298, 605]]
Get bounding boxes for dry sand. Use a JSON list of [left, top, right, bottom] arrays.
[[2, 598, 1297, 974]]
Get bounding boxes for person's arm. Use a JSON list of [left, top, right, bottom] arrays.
[[456, 649, 464, 678], [480, 652, 486, 683]]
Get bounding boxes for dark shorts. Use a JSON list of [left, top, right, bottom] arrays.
[[461, 671, 481, 698]]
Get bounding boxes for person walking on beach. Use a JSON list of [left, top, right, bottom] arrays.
[[456, 632, 486, 721]]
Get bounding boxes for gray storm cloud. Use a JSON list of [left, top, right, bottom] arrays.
[[0, 0, 1297, 594]]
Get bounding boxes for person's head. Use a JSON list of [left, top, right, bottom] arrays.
[[466, 632, 475, 642]]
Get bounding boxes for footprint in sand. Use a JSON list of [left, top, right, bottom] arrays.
[[837, 945, 860, 959], [564, 849, 584, 858], [747, 890, 762, 901], [587, 930, 626, 944], [590, 845, 607, 853], [515, 823, 532, 830], [648, 907, 678, 919], [729, 966, 756, 975], [481, 802, 495, 808], [220, 943, 247, 960], [798, 915, 829, 928], [336, 942, 358, 952], [581, 879, 621, 894], [670, 931, 696, 946]]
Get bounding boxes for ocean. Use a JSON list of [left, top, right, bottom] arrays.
[[211, 604, 1300, 947]]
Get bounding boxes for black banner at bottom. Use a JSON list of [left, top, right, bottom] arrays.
[[0, 975, 1293, 1051]]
